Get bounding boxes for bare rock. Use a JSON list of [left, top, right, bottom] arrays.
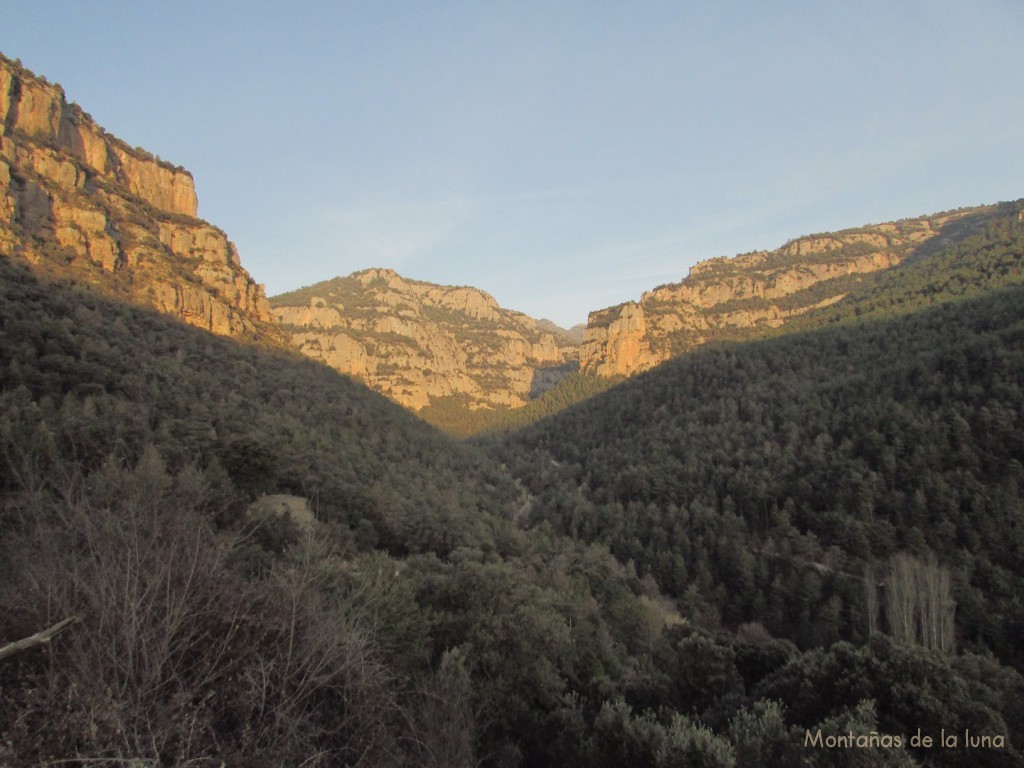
[[580, 211, 985, 376], [0, 53, 277, 344], [272, 270, 580, 412]]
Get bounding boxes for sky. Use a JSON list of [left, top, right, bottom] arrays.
[[3, 1, 1024, 327]]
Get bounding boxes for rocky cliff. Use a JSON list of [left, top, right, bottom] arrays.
[[580, 209, 991, 376], [271, 269, 579, 410], [0, 53, 275, 340]]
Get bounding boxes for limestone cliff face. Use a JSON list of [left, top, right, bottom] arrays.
[[0, 53, 275, 340], [578, 303, 663, 377], [580, 210, 985, 376], [272, 269, 579, 410]]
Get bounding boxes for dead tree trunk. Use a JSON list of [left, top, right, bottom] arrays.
[[0, 616, 78, 662]]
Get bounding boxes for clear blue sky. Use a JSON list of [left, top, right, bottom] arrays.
[[4, 1, 1024, 327]]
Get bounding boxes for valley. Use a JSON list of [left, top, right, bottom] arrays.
[[1, 51, 1022, 767]]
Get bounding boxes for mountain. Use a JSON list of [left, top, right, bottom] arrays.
[[580, 205, 1001, 376], [270, 205, 1024, 436], [0, 53, 278, 342], [287, 203, 1016, 437], [6, 50, 1023, 440], [270, 268, 579, 412], [783, 201, 1024, 329]]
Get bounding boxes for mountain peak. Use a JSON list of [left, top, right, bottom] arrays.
[[271, 269, 577, 413], [353, 266, 402, 285]]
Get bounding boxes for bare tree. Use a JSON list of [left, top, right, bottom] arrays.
[[915, 553, 955, 653], [1, 443, 413, 766], [881, 552, 955, 652], [235, 534, 401, 766], [884, 553, 919, 645], [2, 447, 254, 761], [863, 565, 879, 637], [406, 649, 480, 768]]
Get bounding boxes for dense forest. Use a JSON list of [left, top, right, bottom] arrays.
[[486, 284, 1024, 764], [491, 284, 1024, 663], [419, 371, 623, 437], [2, 201, 1024, 767]]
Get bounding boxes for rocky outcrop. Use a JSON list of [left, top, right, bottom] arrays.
[[579, 303, 664, 377], [271, 269, 579, 410], [580, 210, 986, 376], [1, 59, 197, 217], [0, 53, 274, 340]]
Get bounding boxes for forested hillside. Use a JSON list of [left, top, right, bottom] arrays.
[[0, 256, 617, 764], [495, 280, 1024, 653], [0, 256, 813, 766], [419, 370, 623, 437], [488, 284, 1024, 763], [786, 202, 1024, 329], [3, 267, 1023, 765]]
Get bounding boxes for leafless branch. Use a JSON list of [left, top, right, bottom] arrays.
[[0, 615, 79, 661]]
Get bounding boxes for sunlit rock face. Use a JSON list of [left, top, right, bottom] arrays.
[[580, 211, 983, 376], [0, 53, 276, 341], [272, 269, 579, 411]]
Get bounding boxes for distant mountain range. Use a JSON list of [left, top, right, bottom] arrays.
[[3, 51, 1023, 433]]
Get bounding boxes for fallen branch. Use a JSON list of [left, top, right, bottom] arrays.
[[0, 615, 79, 661]]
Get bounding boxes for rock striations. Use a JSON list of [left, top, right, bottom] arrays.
[[271, 269, 579, 411], [579, 209, 990, 376], [0, 53, 275, 341]]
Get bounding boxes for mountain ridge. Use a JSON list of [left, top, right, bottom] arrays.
[[579, 205, 1002, 376], [270, 267, 579, 411], [268, 200, 1018, 426], [4, 50, 1023, 437]]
